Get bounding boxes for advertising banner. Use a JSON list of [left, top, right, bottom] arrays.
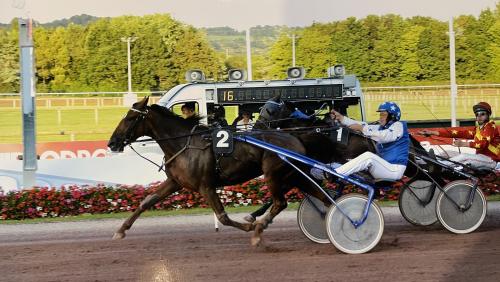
[[0, 141, 108, 160]]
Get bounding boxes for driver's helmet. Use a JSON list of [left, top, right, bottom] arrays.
[[377, 101, 401, 121], [472, 102, 491, 115]]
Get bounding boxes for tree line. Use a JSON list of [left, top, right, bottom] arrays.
[[1, 4, 500, 93]]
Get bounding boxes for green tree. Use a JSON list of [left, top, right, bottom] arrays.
[[331, 17, 372, 79], [166, 25, 224, 86], [398, 25, 425, 81], [268, 33, 293, 79], [296, 23, 335, 78], [369, 15, 406, 81], [0, 25, 19, 92], [486, 4, 500, 80], [414, 18, 449, 81], [486, 20, 500, 80]]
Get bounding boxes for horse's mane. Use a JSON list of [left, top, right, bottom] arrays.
[[150, 104, 204, 129]]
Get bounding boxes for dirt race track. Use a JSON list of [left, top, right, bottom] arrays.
[[1, 203, 499, 282]]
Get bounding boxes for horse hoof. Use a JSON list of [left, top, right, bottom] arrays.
[[251, 235, 261, 246], [112, 232, 125, 240], [244, 214, 256, 223]]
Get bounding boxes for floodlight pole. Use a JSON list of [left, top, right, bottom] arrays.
[[449, 17, 458, 127], [19, 18, 37, 188], [245, 28, 253, 81], [121, 36, 138, 106]]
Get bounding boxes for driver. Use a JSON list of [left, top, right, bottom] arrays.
[[311, 101, 410, 181], [419, 102, 499, 170]]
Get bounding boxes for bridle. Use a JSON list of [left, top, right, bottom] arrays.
[[120, 106, 211, 172], [123, 107, 149, 146], [259, 100, 285, 121]]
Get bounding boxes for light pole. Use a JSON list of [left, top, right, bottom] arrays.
[[19, 18, 37, 188], [287, 33, 299, 67], [121, 36, 138, 106], [291, 33, 298, 67], [245, 28, 252, 81], [448, 18, 457, 127]]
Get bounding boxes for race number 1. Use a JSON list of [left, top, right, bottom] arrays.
[[212, 129, 234, 154]]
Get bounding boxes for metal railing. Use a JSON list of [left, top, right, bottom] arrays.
[[0, 95, 162, 109]]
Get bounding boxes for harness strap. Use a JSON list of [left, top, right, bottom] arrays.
[[164, 124, 211, 166], [164, 146, 188, 166]]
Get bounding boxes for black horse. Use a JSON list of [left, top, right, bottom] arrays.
[[254, 97, 376, 165], [255, 94, 433, 179], [108, 96, 331, 245], [244, 95, 440, 221]]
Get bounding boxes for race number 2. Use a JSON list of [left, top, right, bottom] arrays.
[[212, 129, 234, 154]]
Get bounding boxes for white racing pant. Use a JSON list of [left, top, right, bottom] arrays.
[[335, 151, 406, 181], [445, 153, 497, 170]]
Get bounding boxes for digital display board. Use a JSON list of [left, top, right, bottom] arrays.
[[216, 84, 343, 103]]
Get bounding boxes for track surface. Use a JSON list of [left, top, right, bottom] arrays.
[[1, 204, 499, 282]]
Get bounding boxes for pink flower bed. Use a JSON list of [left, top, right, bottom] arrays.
[[0, 179, 302, 220], [1, 177, 497, 220]]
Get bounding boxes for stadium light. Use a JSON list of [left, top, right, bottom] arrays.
[[121, 36, 138, 106]]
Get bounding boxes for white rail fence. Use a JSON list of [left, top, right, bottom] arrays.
[[362, 84, 500, 118], [1, 84, 499, 109], [0, 84, 499, 121], [0, 92, 162, 109]]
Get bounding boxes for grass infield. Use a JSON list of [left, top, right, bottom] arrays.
[[1, 92, 499, 143]]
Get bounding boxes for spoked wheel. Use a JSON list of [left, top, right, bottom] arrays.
[[325, 194, 384, 254], [297, 194, 331, 244], [436, 180, 487, 234], [398, 180, 439, 226]]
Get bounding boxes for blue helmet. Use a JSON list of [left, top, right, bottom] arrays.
[[377, 101, 401, 121]]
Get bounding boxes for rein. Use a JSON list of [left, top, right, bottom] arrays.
[[123, 106, 211, 172], [127, 128, 213, 144], [257, 100, 328, 129], [162, 124, 211, 166]]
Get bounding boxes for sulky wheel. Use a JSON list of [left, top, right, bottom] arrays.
[[398, 180, 439, 226], [325, 193, 384, 254], [436, 180, 487, 234], [297, 194, 330, 244]]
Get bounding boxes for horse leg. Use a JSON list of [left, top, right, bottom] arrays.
[[251, 169, 336, 245], [112, 179, 181, 239], [201, 186, 255, 233], [244, 201, 273, 223], [251, 175, 290, 246], [252, 194, 288, 246]]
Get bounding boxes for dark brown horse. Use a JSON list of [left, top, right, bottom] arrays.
[[244, 95, 440, 221], [255, 94, 432, 179], [108, 96, 328, 245]]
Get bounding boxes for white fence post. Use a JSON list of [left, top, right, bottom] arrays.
[[94, 108, 99, 125]]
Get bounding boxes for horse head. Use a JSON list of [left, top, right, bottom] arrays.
[[258, 94, 327, 129], [258, 94, 286, 122], [256, 94, 299, 130], [108, 96, 150, 152]]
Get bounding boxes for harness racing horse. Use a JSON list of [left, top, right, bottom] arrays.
[[255, 97, 377, 165], [108, 96, 331, 245], [246, 94, 442, 222], [256, 94, 435, 179]]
